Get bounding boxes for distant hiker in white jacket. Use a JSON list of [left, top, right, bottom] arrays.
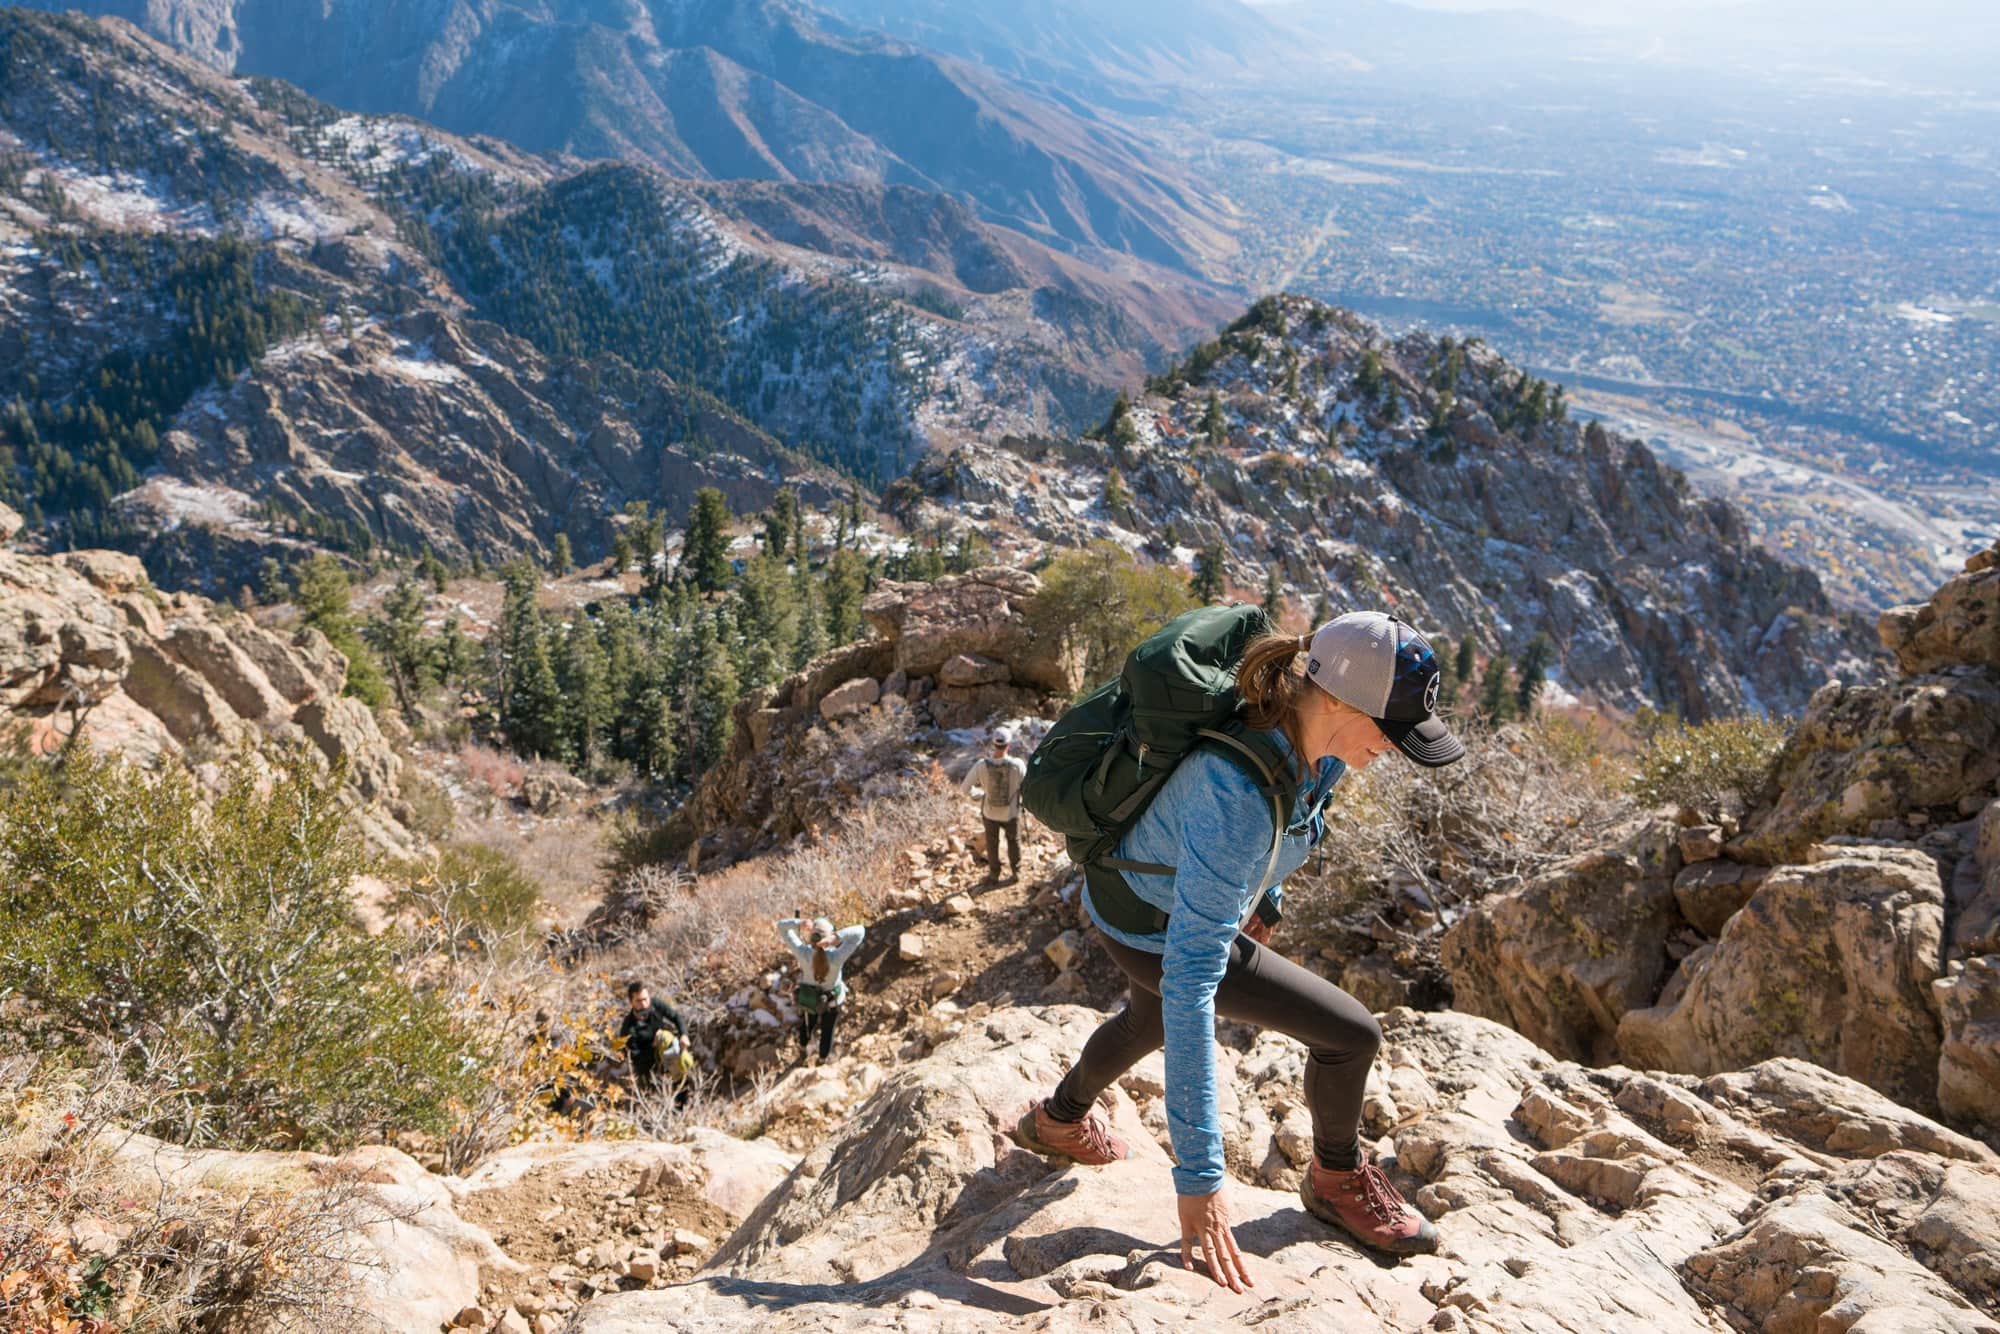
[[777, 913, 866, 1063], [963, 733, 1027, 883]]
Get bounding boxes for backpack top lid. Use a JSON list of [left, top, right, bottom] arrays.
[[1119, 603, 1275, 751]]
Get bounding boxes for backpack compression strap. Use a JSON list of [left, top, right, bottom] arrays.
[[1089, 727, 1294, 934]]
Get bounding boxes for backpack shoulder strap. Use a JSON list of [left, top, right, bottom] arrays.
[[1195, 726, 1293, 919]]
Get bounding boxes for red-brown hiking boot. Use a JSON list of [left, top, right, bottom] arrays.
[[1012, 1100, 1129, 1166], [1300, 1157, 1438, 1256]]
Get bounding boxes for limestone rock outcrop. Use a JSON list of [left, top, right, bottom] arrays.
[[1617, 845, 1947, 1112], [1446, 538, 2000, 1139], [1440, 816, 1684, 1063], [690, 568, 1074, 863], [571, 1004, 2000, 1333], [1879, 538, 2000, 677], [0, 546, 415, 852]]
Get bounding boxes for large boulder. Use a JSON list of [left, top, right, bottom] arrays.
[[1935, 956, 2000, 1135], [1878, 538, 2000, 677], [862, 567, 1080, 695], [1731, 671, 2000, 865], [460, 1131, 799, 1223], [92, 1135, 518, 1334], [1440, 817, 1684, 1063], [1617, 845, 1947, 1112]]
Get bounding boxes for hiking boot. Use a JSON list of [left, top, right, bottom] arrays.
[[1013, 1100, 1128, 1166], [1300, 1157, 1438, 1256]]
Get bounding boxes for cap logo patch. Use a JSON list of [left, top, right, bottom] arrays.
[[1423, 674, 1440, 713], [1308, 658, 1321, 676]]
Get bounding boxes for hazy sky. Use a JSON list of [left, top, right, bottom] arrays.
[[1255, 0, 1998, 30]]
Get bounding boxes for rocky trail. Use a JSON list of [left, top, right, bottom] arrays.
[[578, 1003, 2000, 1333]]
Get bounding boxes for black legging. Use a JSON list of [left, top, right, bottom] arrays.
[[799, 1003, 841, 1060], [1047, 930, 1381, 1171]]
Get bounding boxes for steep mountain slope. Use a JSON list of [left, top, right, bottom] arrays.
[[0, 12, 1214, 587], [811, 0, 1311, 106], [26, 0, 1240, 276], [897, 295, 1880, 718]]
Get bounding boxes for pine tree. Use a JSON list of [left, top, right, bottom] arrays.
[[551, 532, 572, 577], [1202, 391, 1226, 447], [823, 549, 867, 645], [1190, 544, 1226, 604], [1261, 565, 1284, 620], [1478, 653, 1516, 723], [432, 615, 476, 688], [258, 556, 289, 604], [1455, 635, 1477, 684], [763, 488, 800, 558], [792, 570, 827, 668], [368, 578, 430, 714], [1355, 348, 1384, 401], [1102, 467, 1133, 520], [683, 487, 733, 592], [498, 561, 561, 758], [1310, 593, 1332, 628], [1516, 633, 1554, 717], [292, 555, 386, 707], [558, 616, 613, 769], [639, 687, 677, 784], [680, 611, 738, 779]]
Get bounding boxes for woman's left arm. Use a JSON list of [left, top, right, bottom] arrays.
[[1156, 758, 1270, 1198]]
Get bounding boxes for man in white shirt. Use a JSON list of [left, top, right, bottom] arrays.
[[962, 733, 1028, 884]]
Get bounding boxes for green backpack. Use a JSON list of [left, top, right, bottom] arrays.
[[1021, 603, 1297, 934]]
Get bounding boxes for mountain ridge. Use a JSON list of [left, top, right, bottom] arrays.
[[23, 0, 1240, 276]]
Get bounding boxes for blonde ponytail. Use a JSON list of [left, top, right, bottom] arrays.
[[1236, 632, 1312, 732], [812, 945, 830, 983]]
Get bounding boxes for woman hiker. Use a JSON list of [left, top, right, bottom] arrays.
[[777, 911, 867, 1064], [1014, 612, 1465, 1291]]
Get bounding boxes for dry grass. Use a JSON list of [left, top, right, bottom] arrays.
[[589, 766, 957, 998], [0, 1049, 413, 1333]]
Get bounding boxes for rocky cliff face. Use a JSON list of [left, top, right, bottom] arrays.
[[686, 566, 1078, 864], [0, 514, 418, 853], [899, 295, 1881, 720], [1447, 536, 2000, 1140]]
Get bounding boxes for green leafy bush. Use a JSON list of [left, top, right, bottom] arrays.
[[0, 751, 481, 1150], [1028, 542, 1196, 688], [1625, 714, 1790, 816]]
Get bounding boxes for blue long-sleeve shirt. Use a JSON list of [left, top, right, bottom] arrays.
[[1084, 727, 1345, 1195]]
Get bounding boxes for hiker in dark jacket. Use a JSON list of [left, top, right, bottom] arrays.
[[619, 981, 687, 1093], [777, 912, 865, 1063], [1015, 612, 1464, 1291]]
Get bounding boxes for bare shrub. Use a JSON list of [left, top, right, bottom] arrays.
[[1284, 715, 1634, 945], [593, 766, 959, 1005], [457, 741, 526, 800]]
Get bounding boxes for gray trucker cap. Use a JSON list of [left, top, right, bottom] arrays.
[[1303, 612, 1465, 767]]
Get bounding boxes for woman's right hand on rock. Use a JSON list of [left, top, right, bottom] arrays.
[[1176, 1185, 1253, 1293]]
